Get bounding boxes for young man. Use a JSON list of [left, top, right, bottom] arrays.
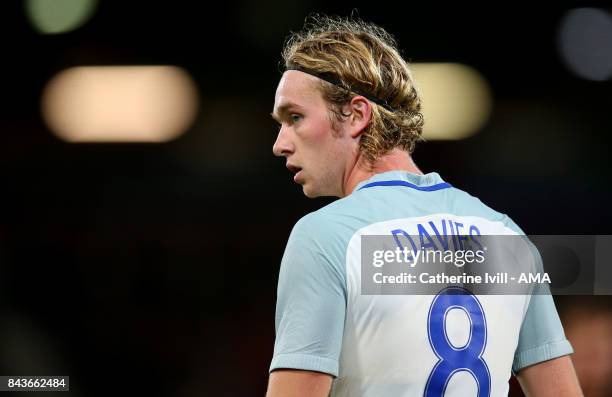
[[267, 16, 582, 397]]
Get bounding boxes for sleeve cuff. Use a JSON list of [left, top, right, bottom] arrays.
[[512, 339, 574, 374], [269, 353, 339, 377]]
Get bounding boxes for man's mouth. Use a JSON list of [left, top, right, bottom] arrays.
[[286, 164, 303, 182]]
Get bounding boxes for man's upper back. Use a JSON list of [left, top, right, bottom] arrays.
[[271, 171, 572, 397]]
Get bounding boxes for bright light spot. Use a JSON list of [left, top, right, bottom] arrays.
[[42, 66, 199, 143], [411, 63, 493, 140], [558, 8, 612, 81], [25, 0, 98, 35]]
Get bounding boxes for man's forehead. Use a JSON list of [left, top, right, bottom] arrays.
[[280, 69, 317, 86], [273, 71, 320, 111], [276, 71, 320, 97]]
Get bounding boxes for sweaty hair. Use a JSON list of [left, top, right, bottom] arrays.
[[281, 15, 424, 164]]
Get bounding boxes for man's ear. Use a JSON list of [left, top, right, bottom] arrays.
[[346, 96, 372, 139]]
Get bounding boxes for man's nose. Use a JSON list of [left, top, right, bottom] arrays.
[[272, 126, 294, 157]]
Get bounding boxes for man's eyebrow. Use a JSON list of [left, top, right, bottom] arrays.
[[271, 103, 302, 122]]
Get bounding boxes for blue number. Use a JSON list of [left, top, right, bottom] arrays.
[[425, 287, 490, 397]]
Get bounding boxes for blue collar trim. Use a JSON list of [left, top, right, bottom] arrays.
[[358, 179, 452, 192]]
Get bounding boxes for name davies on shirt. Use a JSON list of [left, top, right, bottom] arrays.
[[368, 217, 551, 285]]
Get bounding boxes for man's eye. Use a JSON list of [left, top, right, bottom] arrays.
[[290, 114, 302, 123]]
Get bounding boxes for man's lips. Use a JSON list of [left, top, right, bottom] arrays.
[[286, 164, 303, 182], [293, 170, 303, 183]]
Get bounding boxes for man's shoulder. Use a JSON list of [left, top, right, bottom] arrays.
[[287, 197, 366, 259], [290, 201, 354, 240], [294, 194, 368, 231], [282, 206, 356, 275], [447, 186, 526, 234]]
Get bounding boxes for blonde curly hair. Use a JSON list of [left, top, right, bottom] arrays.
[[282, 15, 424, 164]]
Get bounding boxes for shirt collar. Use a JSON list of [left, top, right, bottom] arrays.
[[354, 171, 449, 192]]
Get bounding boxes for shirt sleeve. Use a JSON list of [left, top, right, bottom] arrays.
[[512, 244, 574, 373], [269, 215, 347, 377]]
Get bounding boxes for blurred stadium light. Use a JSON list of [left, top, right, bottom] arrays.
[[41, 66, 199, 143], [558, 8, 612, 81], [25, 0, 98, 35], [411, 63, 493, 140]]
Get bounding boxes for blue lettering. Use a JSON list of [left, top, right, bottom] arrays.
[[429, 220, 450, 250], [469, 225, 484, 250], [455, 222, 468, 250], [418, 223, 439, 250], [391, 229, 418, 260]]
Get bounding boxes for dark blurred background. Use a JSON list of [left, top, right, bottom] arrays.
[[1, 1, 611, 396]]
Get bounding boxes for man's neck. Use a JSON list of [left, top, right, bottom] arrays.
[[342, 148, 423, 197]]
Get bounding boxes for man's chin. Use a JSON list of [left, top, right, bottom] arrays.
[[301, 184, 319, 198], [302, 184, 338, 198], [300, 180, 324, 198]]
